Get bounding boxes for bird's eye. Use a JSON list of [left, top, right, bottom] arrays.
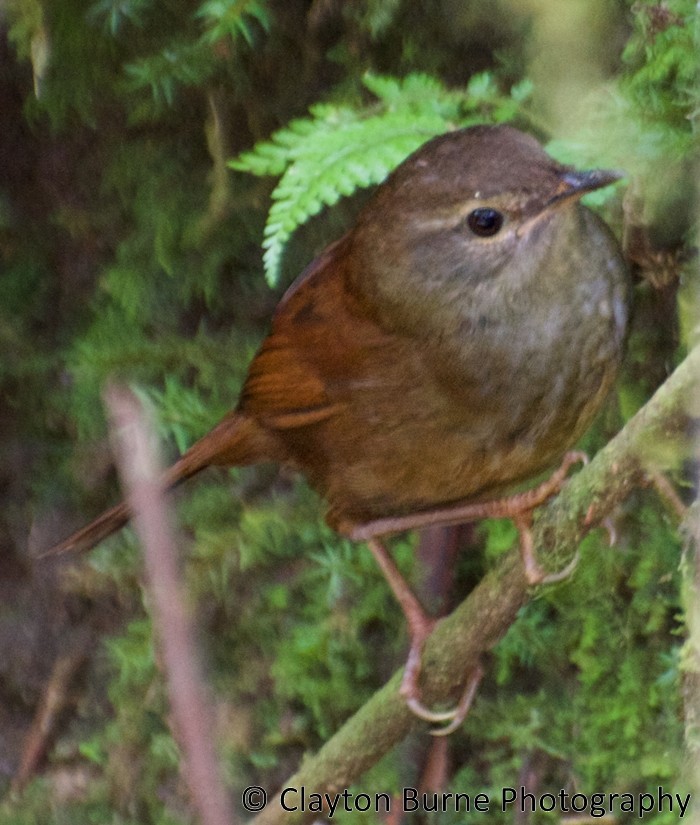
[[466, 208, 504, 237]]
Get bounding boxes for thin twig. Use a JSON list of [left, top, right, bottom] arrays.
[[12, 636, 90, 793], [648, 469, 688, 520], [106, 386, 235, 825]]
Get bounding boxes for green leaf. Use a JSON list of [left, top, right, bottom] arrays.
[[230, 71, 530, 283], [197, 0, 271, 45], [124, 40, 215, 106], [87, 0, 150, 35]]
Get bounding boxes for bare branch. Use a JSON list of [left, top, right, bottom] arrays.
[[12, 634, 91, 793], [106, 386, 235, 825]]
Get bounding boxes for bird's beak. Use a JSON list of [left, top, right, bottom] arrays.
[[547, 168, 624, 207]]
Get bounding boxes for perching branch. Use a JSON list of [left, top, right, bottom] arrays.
[[250, 344, 700, 825]]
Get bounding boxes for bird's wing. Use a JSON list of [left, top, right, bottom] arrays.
[[239, 234, 386, 430]]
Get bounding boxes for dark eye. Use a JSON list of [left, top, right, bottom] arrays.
[[466, 207, 504, 237]]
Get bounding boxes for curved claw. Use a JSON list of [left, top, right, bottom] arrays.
[[563, 450, 589, 470], [431, 665, 483, 737], [515, 513, 580, 587], [536, 550, 580, 585], [404, 694, 461, 724], [402, 663, 484, 736]]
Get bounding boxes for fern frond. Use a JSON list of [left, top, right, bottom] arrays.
[[232, 71, 531, 283], [260, 111, 451, 283]]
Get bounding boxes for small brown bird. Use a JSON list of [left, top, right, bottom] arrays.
[[48, 125, 630, 731]]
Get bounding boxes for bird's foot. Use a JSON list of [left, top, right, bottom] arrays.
[[365, 537, 482, 734], [504, 451, 586, 584], [513, 512, 580, 586], [401, 638, 484, 737]]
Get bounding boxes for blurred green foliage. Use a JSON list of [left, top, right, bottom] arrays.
[[0, 0, 697, 822]]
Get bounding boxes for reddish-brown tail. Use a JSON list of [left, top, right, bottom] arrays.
[[42, 412, 273, 558]]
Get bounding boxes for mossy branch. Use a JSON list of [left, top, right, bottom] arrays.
[[251, 344, 700, 825]]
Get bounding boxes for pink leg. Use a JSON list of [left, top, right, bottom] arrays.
[[352, 452, 586, 729], [350, 451, 585, 585], [366, 538, 483, 733], [346, 452, 587, 541]]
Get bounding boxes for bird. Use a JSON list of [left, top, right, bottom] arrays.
[[46, 124, 630, 732]]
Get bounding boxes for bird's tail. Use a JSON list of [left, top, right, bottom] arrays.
[[42, 412, 266, 558]]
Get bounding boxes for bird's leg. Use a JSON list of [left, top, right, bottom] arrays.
[[365, 537, 483, 734], [343, 452, 586, 730], [347, 451, 586, 584]]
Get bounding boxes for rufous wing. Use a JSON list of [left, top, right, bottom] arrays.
[[238, 235, 386, 431]]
